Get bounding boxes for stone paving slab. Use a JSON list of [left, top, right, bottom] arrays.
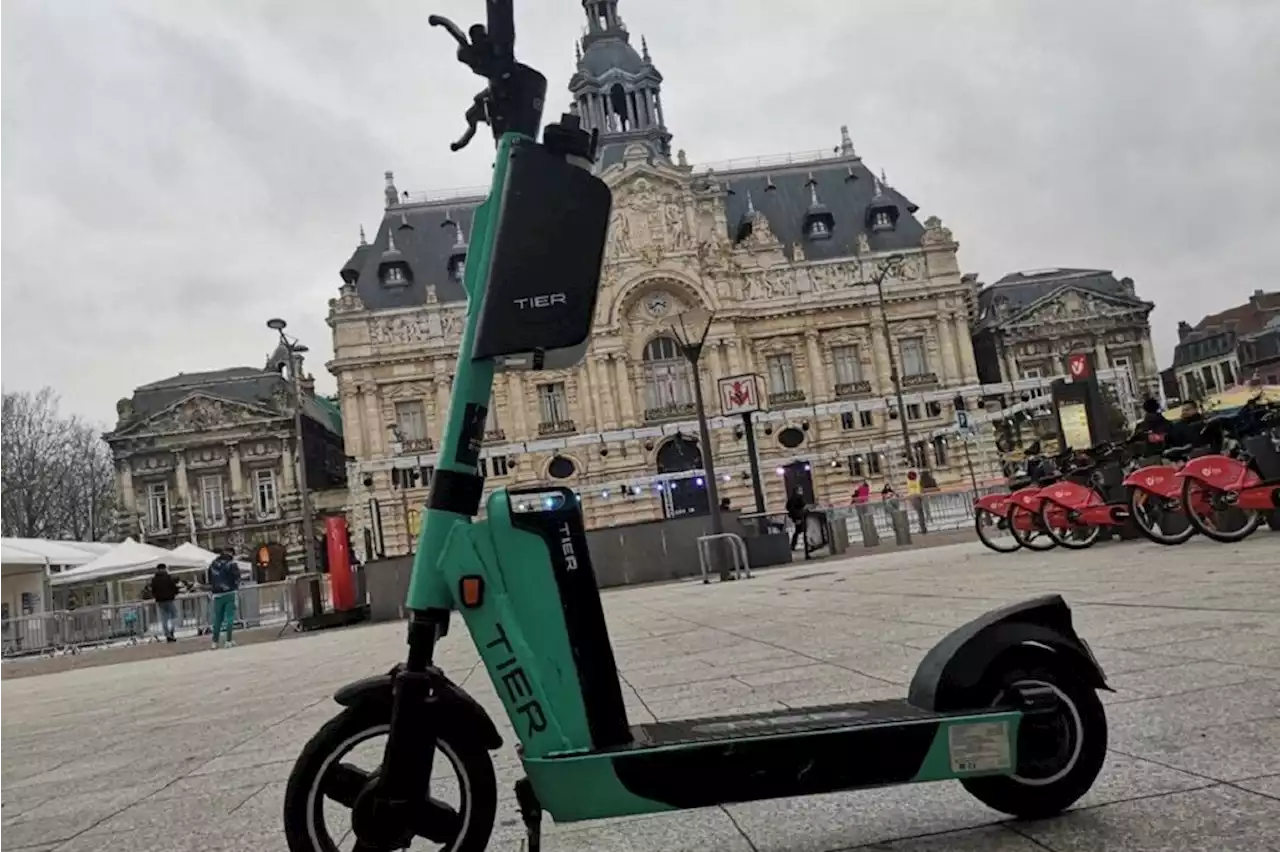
[[2, 534, 1279, 851]]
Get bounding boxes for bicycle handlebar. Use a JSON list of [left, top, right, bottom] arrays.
[[429, 1, 547, 151]]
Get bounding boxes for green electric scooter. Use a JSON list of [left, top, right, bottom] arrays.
[[283, 4, 1111, 849]]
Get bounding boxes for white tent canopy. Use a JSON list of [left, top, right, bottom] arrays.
[[51, 538, 208, 586], [170, 542, 220, 566], [1, 538, 108, 568]]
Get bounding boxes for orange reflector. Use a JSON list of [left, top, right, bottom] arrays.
[[459, 576, 484, 608]]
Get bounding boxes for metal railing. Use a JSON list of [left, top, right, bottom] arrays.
[[697, 533, 752, 584], [1, 578, 333, 659]]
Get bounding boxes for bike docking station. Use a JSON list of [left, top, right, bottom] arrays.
[[282, 5, 1114, 850]]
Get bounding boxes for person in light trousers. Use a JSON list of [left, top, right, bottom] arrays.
[[150, 563, 180, 643], [207, 548, 241, 649]]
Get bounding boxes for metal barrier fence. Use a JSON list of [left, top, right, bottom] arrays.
[[789, 486, 1003, 546], [0, 579, 332, 659]]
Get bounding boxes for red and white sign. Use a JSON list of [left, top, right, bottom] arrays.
[[1067, 353, 1092, 381], [718, 374, 762, 415]]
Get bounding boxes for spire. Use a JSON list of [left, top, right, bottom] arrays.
[[569, 0, 672, 166], [745, 190, 756, 216], [359, 224, 368, 246], [384, 229, 399, 256], [873, 172, 885, 200], [384, 170, 399, 208], [839, 125, 855, 156], [806, 172, 823, 208]]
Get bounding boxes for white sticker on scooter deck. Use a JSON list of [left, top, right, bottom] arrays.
[[948, 721, 1013, 773]]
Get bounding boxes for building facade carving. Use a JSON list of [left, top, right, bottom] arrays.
[[105, 365, 348, 573], [327, 0, 999, 553], [970, 268, 1160, 409]]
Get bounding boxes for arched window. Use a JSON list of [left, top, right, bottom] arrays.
[[642, 336, 694, 413], [608, 83, 630, 132]]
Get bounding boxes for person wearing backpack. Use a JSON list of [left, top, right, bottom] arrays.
[[151, 563, 180, 643]]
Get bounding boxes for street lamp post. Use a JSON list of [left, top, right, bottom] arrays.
[[267, 318, 318, 575], [670, 308, 728, 574], [868, 255, 929, 534]]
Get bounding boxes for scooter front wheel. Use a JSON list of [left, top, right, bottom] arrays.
[[283, 703, 497, 852]]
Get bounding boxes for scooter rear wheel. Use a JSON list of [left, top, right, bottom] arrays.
[[283, 703, 497, 852], [960, 650, 1107, 819]]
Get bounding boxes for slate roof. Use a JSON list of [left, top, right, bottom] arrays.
[[1172, 290, 1280, 368], [345, 155, 926, 310], [118, 368, 341, 436], [974, 268, 1150, 330]]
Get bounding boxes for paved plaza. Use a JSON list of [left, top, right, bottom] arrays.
[[3, 535, 1279, 851]]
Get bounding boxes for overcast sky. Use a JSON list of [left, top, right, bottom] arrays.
[[3, 0, 1278, 426]]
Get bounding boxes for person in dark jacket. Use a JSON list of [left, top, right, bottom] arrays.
[[786, 488, 808, 551], [151, 563, 180, 643], [207, 548, 241, 649], [1168, 400, 1207, 447], [1131, 398, 1171, 445]]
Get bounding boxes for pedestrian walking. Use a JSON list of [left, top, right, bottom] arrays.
[[207, 548, 241, 649], [151, 563, 181, 643]]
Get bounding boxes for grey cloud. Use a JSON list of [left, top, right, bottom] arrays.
[[2, 0, 1277, 426]]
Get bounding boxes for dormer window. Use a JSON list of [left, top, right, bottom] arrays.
[[873, 210, 893, 231], [450, 256, 466, 285], [807, 219, 831, 239], [381, 263, 411, 288]]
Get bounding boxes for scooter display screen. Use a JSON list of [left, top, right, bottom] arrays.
[[510, 490, 578, 514]]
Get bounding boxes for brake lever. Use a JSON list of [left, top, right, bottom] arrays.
[[428, 14, 469, 50], [450, 89, 491, 151]]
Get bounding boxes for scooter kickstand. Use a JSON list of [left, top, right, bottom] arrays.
[[514, 777, 543, 852]]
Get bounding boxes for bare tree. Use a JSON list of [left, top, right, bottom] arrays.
[[1, 388, 116, 541]]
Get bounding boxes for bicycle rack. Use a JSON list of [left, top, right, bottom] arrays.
[[697, 533, 752, 584]]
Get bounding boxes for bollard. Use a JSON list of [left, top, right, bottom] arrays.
[[889, 502, 912, 546], [856, 506, 880, 547]]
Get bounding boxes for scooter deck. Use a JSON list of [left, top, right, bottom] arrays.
[[625, 698, 955, 748], [529, 697, 1021, 819]]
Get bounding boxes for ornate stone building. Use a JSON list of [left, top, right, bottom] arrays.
[[328, 0, 995, 551], [1171, 289, 1280, 400], [970, 268, 1159, 408], [106, 360, 348, 571]]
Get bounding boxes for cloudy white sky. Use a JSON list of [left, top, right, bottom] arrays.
[[3, 0, 1278, 426]]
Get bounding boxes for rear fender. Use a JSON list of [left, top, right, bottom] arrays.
[[334, 668, 503, 751], [1123, 465, 1180, 499], [1174, 454, 1261, 490], [974, 493, 1012, 515], [1040, 481, 1102, 510], [1009, 487, 1045, 512], [908, 595, 1110, 712]]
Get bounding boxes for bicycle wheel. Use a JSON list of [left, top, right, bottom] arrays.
[[1180, 477, 1263, 544], [1007, 504, 1058, 551]]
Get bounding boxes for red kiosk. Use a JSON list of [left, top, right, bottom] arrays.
[[297, 515, 370, 631]]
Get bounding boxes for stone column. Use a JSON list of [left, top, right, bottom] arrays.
[[805, 330, 828, 401], [435, 370, 452, 432], [119, 462, 137, 512], [362, 385, 384, 456], [280, 439, 296, 492], [578, 362, 598, 432], [507, 373, 529, 438], [726, 339, 744, 375], [962, 314, 977, 381], [173, 451, 190, 505], [1002, 344, 1019, 383], [1094, 339, 1110, 371], [227, 443, 244, 494], [588, 357, 615, 429], [613, 355, 636, 424], [939, 314, 960, 386], [870, 324, 892, 391]]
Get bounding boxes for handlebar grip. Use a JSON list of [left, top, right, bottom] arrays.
[[486, 0, 515, 60]]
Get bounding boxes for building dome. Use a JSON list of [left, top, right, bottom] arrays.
[[580, 37, 647, 77]]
